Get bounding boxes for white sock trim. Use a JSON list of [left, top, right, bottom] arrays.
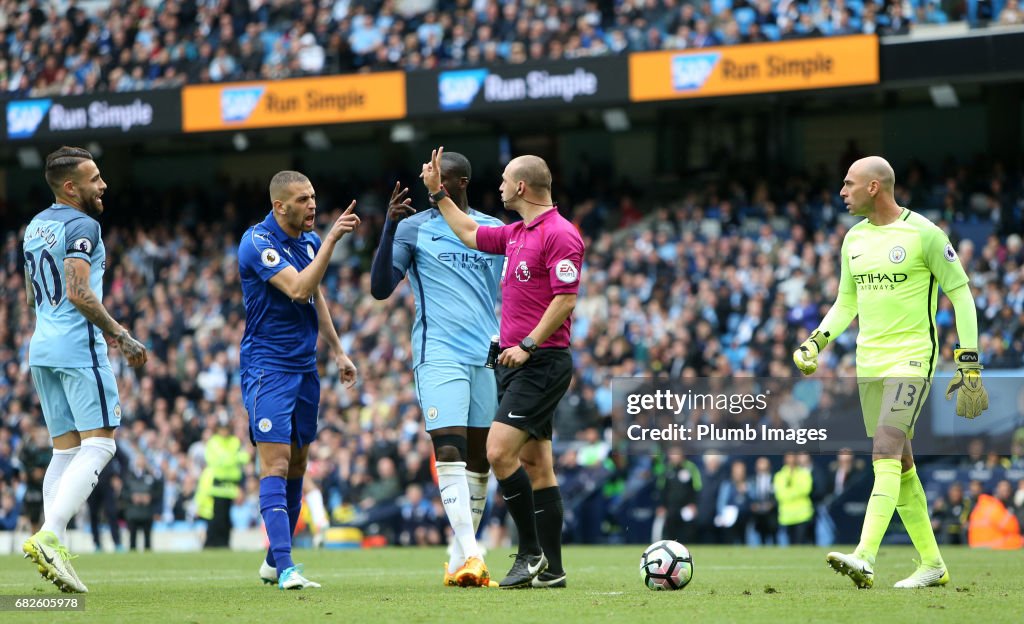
[[465, 469, 490, 534], [43, 447, 80, 544], [436, 461, 479, 568], [81, 436, 116, 458], [41, 437, 115, 539]]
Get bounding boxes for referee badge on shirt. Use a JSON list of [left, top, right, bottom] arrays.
[[889, 246, 906, 264], [261, 248, 281, 267], [258, 418, 273, 433], [515, 261, 531, 282], [555, 259, 579, 283]]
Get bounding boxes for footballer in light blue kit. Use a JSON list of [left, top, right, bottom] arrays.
[[22, 146, 148, 594], [238, 171, 360, 590], [370, 151, 503, 588]]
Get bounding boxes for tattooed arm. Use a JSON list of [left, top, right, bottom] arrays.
[[25, 268, 35, 307], [64, 258, 148, 367]]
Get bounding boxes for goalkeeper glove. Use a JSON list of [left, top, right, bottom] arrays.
[[944, 348, 989, 419], [793, 330, 829, 375]]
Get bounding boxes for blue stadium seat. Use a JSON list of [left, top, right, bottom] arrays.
[[761, 23, 781, 40], [735, 7, 757, 29], [712, 0, 733, 15]]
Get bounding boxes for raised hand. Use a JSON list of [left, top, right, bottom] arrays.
[[387, 181, 416, 222], [326, 200, 361, 243], [420, 146, 444, 193]]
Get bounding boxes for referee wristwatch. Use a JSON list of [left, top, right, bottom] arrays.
[[429, 186, 448, 203], [519, 337, 538, 354]]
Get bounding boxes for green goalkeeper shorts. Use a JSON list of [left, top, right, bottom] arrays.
[[858, 377, 931, 439]]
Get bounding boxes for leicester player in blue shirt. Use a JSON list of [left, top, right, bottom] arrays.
[[370, 152, 503, 587], [22, 146, 148, 594], [239, 171, 360, 590]]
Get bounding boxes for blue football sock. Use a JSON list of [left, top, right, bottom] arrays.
[[260, 476, 294, 575], [267, 477, 304, 569]]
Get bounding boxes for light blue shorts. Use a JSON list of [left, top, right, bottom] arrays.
[[30, 365, 121, 437], [414, 361, 497, 431]]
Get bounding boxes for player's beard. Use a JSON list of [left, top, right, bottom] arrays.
[[287, 203, 315, 233], [81, 191, 104, 217]]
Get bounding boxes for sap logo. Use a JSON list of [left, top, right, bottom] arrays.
[[671, 53, 721, 91], [7, 99, 52, 139], [220, 86, 265, 123], [438, 69, 489, 111]]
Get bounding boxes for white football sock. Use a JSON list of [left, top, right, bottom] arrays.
[[466, 469, 490, 534], [41, 437, 115, 540], [306, 487, 329, 532], [437, 461, 479, 572], [42, 447, 79, 544]]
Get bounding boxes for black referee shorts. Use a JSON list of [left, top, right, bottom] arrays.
[[493, 348, 573, 440]]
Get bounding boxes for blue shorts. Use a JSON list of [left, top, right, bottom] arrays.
[[414, 361, 497, 431], [241, 367, 320, 447], [30, 365, 121, 437]]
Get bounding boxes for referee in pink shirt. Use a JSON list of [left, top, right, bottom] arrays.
[[420, 147, 583, 589]]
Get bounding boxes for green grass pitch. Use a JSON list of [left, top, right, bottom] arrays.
[[1, 545, 1021, 623]]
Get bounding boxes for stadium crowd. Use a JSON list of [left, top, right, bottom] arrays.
[[1, 154, 1023, 547], [1, 0, 1023, 98]]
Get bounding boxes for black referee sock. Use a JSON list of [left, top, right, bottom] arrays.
[[533, 486, 564, 575], [498, 467, 541, 556]]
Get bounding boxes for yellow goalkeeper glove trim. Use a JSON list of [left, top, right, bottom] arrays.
[[944, 347, 989, 419]]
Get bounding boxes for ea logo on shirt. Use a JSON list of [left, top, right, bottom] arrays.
[[514, 261, 531, 282], [944, 243, 957, 262], [258, 418, 273, 433], [555, 259, 579, 283], [72, 238, 92, 254], [307, 243, 315, 260], [426, 407, 438, 421], [261, 248, 281, 267], [889, 246, 906, 264]]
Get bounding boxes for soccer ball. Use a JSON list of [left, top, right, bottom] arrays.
[[640, 540, 693, 590]]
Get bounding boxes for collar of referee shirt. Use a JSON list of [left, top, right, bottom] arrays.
[[520, 205, 560, 228]]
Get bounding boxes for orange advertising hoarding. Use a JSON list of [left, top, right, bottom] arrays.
[[182, 72, 406, 132], [629, 35, 878, 102]]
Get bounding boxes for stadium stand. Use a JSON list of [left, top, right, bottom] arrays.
[[0, 0, 1014, 98]]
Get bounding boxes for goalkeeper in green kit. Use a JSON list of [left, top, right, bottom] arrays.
[[793, 156, 988, 589]]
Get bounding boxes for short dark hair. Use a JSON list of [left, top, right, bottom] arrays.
[[44, 146, 93, 193], [269, 170, 310, 201], [441, 151, 471, 181]]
